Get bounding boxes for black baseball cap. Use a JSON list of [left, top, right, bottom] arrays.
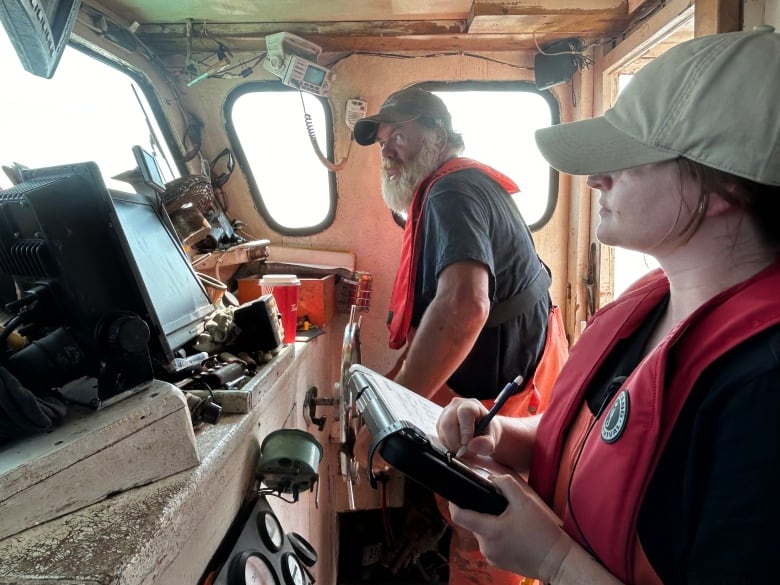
[[354, 87, 452, 146]]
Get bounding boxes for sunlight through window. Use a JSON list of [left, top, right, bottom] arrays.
[[433, 88, 555, 227], [229, 89, 332, 232], [0, 31, 175, 191]]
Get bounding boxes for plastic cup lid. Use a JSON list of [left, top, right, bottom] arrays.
[[260, 274, 300, 286]]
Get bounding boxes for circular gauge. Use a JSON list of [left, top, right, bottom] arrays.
[[228, 550, 279, 585], [281, 552, 307, 585], [286, 532, 318, 567], [256, 510, 284, 552]]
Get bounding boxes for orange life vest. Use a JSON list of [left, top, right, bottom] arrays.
[[386, 157, 520, 350], [530, 261, 780, 584]]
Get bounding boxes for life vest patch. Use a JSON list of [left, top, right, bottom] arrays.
[[601, 389, 630, 444]]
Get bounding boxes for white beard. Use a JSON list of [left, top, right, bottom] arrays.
[[381, 133, 444, 214]]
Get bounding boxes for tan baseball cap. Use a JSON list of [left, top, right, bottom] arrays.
[[354, 87, 453, 146], [535, 26, 780, 186]]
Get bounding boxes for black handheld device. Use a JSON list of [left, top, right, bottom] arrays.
[[350, 366, 508, 515]]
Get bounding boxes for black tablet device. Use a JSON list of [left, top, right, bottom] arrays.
[[349, 364, 508, 515]]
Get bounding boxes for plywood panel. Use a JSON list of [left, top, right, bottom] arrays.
[[695, 0, 742, 35], [468, 0, 629, 34]]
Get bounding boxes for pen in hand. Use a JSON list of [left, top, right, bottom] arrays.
[[455, 374, 524, 458]]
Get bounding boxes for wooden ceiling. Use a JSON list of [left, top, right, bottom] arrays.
[[86, 0, 668, 58]]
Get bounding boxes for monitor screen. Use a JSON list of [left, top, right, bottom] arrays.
[[111, 189, 216, 356], [0, 161, 215, 396]]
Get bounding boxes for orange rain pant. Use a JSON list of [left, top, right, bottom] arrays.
[[437, 305, 569, 585]]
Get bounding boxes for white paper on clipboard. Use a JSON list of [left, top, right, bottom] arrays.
[[350, 364, 446, 450]]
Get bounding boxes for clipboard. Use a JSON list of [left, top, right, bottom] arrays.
[[348, 364, 508, 515]]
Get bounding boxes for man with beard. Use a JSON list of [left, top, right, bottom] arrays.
[[354, 88, 567, 585], [354, 87, 565, 411]]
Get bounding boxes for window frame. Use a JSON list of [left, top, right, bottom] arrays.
[[224, 82, 337, 236], [417, 80, 560, 232]]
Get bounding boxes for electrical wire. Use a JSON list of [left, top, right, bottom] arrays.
[[257, 488, 299, 504], [531, 33, 595, 72], [326, 50, 534, 73], [77, 4, 210, 173], [234, 225, 261, 241], [211, 54, 266, 79], [299, 91, 352, 172]]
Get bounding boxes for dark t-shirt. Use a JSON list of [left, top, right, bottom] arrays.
[[587, 297, 780, 583], [410, 167, 549, 399]]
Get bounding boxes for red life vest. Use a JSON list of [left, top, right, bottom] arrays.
[[386, 157, 519, 350], [528, 260, 780, 584]]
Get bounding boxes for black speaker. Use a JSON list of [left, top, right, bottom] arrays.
[[534, 38, 582, 90]]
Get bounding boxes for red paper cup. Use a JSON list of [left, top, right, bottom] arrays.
[[261, 275, 301, 344]]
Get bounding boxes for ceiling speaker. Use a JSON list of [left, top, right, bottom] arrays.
[[534, 38, 583, 91]]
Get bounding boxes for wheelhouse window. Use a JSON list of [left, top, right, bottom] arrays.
[[0, 32, 176, 191], [226, 85, 335, 235], [428, 82, 559, 230]]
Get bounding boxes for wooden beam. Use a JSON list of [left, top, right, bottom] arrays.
[[137, 19, 467, 42], [470, 0, 625, 9], [467, 14, 631, 35], [134, 2, 637, 57], [141, 33, 577, 57], [468, 0, 629, 34], [137, 19, 473, 55], [694, 0, 741, 36], [598, 0, 694, 77], [628, 0, 655, 13]]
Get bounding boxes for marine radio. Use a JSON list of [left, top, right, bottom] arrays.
[[262, 32, 333, 97]]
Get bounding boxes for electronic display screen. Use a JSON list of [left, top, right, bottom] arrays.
[[112, 195, 213, 337], [303, 65, 326, 85], [10, 161, 213, 366], [132, 145, 166, 194], [109, 190, 215, 362], [0, 161, 215, 398]]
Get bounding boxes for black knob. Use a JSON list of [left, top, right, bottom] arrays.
[[107, 315, 150, 353]]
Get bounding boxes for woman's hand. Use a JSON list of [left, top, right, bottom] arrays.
[[437, 395, 540, 472], [436, 396, 495, 455], [448, 474, 573, 583]]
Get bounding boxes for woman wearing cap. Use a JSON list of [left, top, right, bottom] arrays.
[[436, 26, 780, 584]]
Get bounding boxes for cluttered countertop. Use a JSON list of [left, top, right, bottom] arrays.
[[0, 333, 335, 585]]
